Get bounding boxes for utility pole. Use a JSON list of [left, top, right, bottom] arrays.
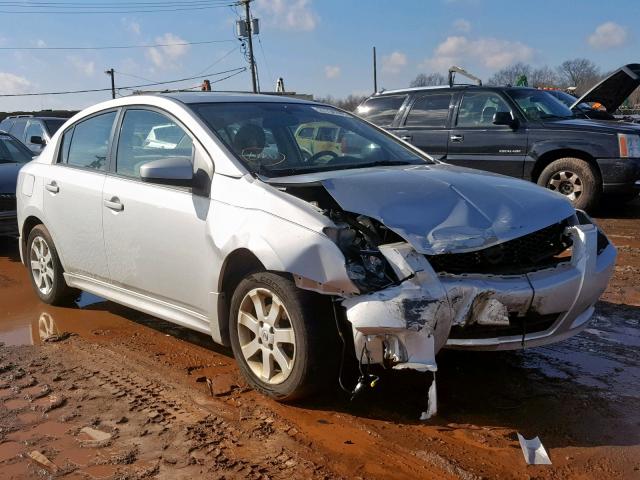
[[372, 47, 378, 93], [105, 68, 115, 99], [243, 0, 258, 93]]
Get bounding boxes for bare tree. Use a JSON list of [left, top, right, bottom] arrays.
[[557, 58, 600, 94], [315, 94, 368, 112], [486, 63, 532, 86], [529, 66, 559, 87], [410, 72, 446, 87]]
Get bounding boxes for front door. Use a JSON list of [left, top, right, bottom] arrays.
[[101, 108, 214, 320], [446, 90, 527, 178], [42, 111, 117, 280]]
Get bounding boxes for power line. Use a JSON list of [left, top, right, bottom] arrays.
[[0, 39, 235, 52], [0, 3, 238, 14], [0, 67, 246, 97]]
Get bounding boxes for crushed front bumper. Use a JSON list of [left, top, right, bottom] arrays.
[[340, 222, 616, 370]]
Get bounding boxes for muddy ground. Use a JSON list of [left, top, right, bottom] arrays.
[[0, 201, 639, 480]]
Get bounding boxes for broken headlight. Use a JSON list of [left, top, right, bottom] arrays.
[[323, 214, 398, 292]]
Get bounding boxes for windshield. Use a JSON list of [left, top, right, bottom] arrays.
[[547, 90, 595, 112], [0, 135, 32, 163], [44, 119, 66, 135], [507, 89, 575, 121], [191, 102, 429, 177]]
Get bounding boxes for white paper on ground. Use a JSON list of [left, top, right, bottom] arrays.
[[517, 433, 552, 465]]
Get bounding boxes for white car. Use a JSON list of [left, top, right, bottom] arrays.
[[16, 93, 616, 401]]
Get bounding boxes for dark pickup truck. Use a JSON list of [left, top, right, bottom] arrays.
[[357, 80, 640, 210]]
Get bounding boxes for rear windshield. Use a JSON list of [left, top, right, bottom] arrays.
[[44, 119, 66, 135]]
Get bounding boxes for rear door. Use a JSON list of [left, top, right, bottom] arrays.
[[43, 110, 117, 280], [391, 91, 454, 159], [447, 90, 527, 177]]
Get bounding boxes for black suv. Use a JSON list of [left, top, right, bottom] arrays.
[[357, 85, 640, 210], [0, 115, 67, 154]]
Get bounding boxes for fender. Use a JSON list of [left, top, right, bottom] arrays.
[[525, 139, 611, 179]]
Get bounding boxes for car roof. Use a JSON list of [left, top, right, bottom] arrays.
[[371, 85, 540, 97], [158, 91, 318, 105]]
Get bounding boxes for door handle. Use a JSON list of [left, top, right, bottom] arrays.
[[450, 134, 464, 142], [104, 197, 124, 212], [45, 181, 59, 193], [400, 135, 413, 142]]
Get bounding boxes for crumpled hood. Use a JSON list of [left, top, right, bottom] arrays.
[[270, 164, 576, 255], [0, 162, 23, 194]]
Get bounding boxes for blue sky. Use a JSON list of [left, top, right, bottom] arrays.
[[0, 0, 638, 111]]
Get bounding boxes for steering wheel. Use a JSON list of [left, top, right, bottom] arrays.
[[308, 150, 339, 163]]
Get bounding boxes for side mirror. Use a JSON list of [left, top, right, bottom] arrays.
[[30, 136, 45, 145], [139, 157, 193, 187], [493, 111, 517, 128]]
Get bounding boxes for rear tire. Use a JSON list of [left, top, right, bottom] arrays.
[[537, 157, 600, 211], [26, 225, 78, 305], [229, 272, 337, 402]]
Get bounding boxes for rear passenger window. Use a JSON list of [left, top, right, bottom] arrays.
[[356, 95, 406, 126], [9, 119, 27, 141], [405, 93, 452, 127], [116, 109, 193, 179], [65, 112, 116, 170]]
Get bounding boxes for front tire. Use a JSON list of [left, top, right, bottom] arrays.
[[229, 272, 336, 402], [26, 225, 77, 305], [537, 157, 600, 210]]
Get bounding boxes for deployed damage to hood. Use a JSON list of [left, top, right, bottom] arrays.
[[572, 63, 640, 113], [269, 164, 576, 255]]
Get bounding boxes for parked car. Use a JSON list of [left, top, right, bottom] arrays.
[[0, 132, 33, 236], [16, 93, 615, 401], [0, 115, 67, 154], [545, 64, 640, 124], [357, 84, 640, 209]]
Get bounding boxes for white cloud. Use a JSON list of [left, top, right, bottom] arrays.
[[36, 39, 47, 48], [324, 65, 340, 79], [0, 72, 31, 94], [255, 0, 318, 31], [121, 18, 141, 35], [146, 33, 190, 69], [588, 21, 628, 50], [382, 51, 407, 74], [68, 56, 95, 77], [452, 19, 471, 33], [423, 35, 534, 71]]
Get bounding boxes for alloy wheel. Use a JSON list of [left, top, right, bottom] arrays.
[[30, 236, 55, 296], [236, 288, 296, 385], [547, 170, 583, 201]]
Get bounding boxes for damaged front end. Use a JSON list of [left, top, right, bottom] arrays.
[[271, 166, 615, 413]]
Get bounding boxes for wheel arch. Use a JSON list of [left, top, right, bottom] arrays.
[[216, 248, 267, 345], [531, 149, 602, 184], [21, 215, 45, 265]]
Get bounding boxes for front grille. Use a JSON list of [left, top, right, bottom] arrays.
[[0, 193, 16, 213], [448, 313, 560, 340], [426, 219, 573, 275]]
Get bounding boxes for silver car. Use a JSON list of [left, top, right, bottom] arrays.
[[16, 93, 616, 401]]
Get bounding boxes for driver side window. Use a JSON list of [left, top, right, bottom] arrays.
[[116, 109, 193, 179], [456, 92, 511, 128]]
